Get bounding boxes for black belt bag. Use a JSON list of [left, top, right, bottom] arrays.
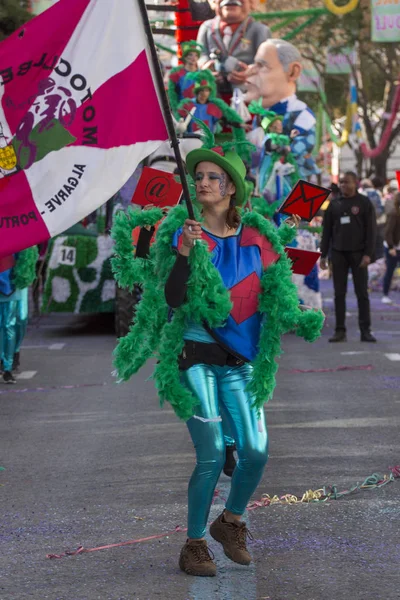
[[178, 341, 245, 371]]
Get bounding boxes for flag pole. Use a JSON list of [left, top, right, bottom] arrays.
[[137, 0, 196, 220]]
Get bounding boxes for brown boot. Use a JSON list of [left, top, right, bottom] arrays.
[[210, 512, 253, 565], [179, 539, 217, 577]]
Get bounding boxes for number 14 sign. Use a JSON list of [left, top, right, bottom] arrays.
[[58, 245, 76, 266]]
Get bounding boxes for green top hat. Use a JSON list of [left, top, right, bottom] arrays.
[[181, 41, 203, 59], [186, 146, 247, 206]]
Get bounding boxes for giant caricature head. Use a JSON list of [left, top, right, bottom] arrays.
[[245, 39, 302, 108], [208, 0, 256, 22]]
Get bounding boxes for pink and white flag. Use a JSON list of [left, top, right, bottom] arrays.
[[0, 0, 168, 257]]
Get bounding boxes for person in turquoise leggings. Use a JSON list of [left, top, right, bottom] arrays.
[[181, 363, 268, 540], [0, 257, 20, 384], [0, 251, 37, 383], [13, 287, 29, 372], [112, 134, 324, 578]]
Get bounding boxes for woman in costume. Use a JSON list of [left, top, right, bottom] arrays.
[[0, 248, 37, 383], [111, 131, 323, 578]]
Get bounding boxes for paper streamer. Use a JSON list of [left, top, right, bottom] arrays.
[[248, 465, 400, 509], [47, 526, 188, 560]]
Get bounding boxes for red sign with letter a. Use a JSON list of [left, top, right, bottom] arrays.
[[131, 167, 183, 208]]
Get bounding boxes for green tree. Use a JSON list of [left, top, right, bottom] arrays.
[[0, 0, 31, 41], [258, 0, 399, 180], [297, 0, 399, 180]]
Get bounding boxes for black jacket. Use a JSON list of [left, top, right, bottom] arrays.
[[320, 192, 376, 259]]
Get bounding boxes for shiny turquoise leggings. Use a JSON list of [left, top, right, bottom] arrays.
[[0, 289, 28, 371], [181, 363, 268, 539], [15, 288, 29, 353], [0, 301, 17, 372]]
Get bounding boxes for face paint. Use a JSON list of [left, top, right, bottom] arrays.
[[215, 173, 227, 197]]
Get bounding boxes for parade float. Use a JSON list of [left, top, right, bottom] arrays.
[[41, 217, 116, 319]]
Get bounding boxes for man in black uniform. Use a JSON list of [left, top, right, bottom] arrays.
[[320, 172, 377, 343]]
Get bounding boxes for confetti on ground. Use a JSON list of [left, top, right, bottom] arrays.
[[247, 466, 400, 510], [46, 465, 400, 560]]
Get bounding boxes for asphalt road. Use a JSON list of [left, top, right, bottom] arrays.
[[1, 280, 399, 600]]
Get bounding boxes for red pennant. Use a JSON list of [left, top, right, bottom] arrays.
[[285, 247, 321, 276], [131, 167, 183, 209], [396, 170, 400, 191], [279, 180, 331, 222]]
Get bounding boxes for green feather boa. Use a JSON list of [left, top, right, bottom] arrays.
[[12, 247, 38, 290], [111, 207, 164, 291], [111, 207, 324, 420]]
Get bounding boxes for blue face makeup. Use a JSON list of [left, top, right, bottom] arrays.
[[217, 173, 228, 197], [195, 171, 227, 197]]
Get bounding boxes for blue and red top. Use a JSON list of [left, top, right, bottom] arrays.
[[172, 224, 279, 361]]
